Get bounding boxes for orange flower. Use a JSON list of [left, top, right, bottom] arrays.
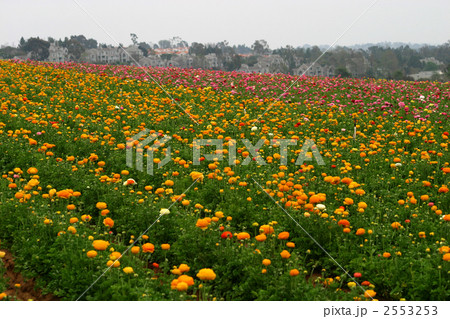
[[442, 253, 450, 261], [92, 240, 109, 251], [131, 246, 140, 254], [280, 250, 291, 259], [343, 198, 354, 205], [81, 214, 92, 222], [196, 218, 209, 230], [438, 186, 449, 193], [259, 225, 274, 234], [109, 252, 122, 261], [355, 228, 365, 236], [338, 219, 350, 227], [278, 231, 290, 240], [27, 167, 38, 174], [309, 194, 321, 204], [391, 222, 401, 229], [56, 190, 71, 199], [262, 259, 271, 266], [161, 244, 170, 250], [237, 232, 250, 240], [364, 290, 376, 298], [178, 275, 194, 286], [178, 264, 190, 273], [96, 202, 107, 210], [289, 269, 300, 276], [142, 243, 155, 253], [383, 252, 391, 258], [86, 250, 97, 258], [103, 217, 114, 228], [255, 234, 267, 242]]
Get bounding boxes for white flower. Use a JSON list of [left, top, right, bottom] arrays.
[[395, 163, 402, 167], [316, 204, 326, 211], [115, 105, 120, 109], [419, 95, 425, 100], [159, 208, 170, 215], [123, 178, 137, 186], [251, 126, 258, 131]]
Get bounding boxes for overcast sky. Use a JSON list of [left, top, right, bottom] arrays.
[[1, 0, 449, 48]]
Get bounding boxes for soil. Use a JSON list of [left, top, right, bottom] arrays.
[[0, 249, 58, 301]]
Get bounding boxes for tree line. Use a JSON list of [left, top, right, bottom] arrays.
[[0, 35, 448, 81]]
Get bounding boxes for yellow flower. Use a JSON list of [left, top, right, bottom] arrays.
[[131, 246, 140, 254], [178, 275, 194, 286], [123, 267, 134, 274], [178, 264, 190, 273], [196, 268, 216, 281], [176, 282, 188, 291]]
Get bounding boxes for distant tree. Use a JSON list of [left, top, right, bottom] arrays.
[[21, 37, 50, 60], [67, 39, 85, 61], [393, 70, 405, 80], [189, 42, 205, 56], [223, 54, 242, 71], [47, 37, 55, 43], [235, 44, 252, 55], [85, 39, 98, 49], [335, 67, 350, 78], [0, 46, 25, 59], [244, 55, 258, 67], [158, 40, 171, 49], [161, 53, 173, 61], [130, 33, 138, 45], [252, 40, 270, 55], [18, 37, 26, 49], [424, 62, 439, 71], [138, 45, 148, 57]]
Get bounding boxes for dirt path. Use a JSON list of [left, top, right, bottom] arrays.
[[1, 249, 58, 301]]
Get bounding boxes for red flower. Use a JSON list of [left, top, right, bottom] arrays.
[[221, 231, 233, 239], [354, 272, 362, 278]]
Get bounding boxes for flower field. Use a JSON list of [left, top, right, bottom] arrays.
[[0, 59, 449, 301]]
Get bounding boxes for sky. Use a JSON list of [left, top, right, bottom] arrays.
[[1, 0, 449, 48]]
